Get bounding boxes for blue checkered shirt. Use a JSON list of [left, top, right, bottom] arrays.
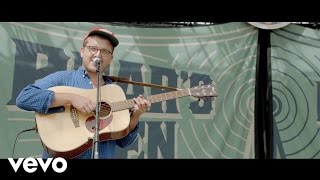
[[16, 66, 139, 159]]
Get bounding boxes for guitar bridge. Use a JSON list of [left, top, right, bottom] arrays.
[[70, 105, 80, 128]]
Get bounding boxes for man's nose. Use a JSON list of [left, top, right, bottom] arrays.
[[94, 50, 102, 58]]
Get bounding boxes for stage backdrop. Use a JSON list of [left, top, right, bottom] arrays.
[[271, 24, 320, 158], [0, 22, 257, 159]]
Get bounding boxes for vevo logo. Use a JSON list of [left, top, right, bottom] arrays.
[[8, 157, 67, 173]]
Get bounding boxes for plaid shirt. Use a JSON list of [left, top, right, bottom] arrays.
[[16, 66, 139, 159]]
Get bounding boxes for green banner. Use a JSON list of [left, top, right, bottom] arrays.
[[0, 22, 257, 158], [271, 24, 320, 158]]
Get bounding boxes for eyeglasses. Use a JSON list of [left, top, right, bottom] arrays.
[[84, 46, 112, 57]]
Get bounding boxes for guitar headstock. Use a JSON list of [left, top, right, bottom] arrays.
[[190, 84, 218, 101]]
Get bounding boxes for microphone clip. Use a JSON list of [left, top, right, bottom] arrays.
[[93, 57, 101, 72]]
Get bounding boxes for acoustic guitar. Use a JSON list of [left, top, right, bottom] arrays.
[[35, 84, 217, 158]]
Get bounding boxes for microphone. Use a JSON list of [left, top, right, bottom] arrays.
[[93, 57, 101, 68]]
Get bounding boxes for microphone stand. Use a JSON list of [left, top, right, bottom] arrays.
[[91, 61, 101, 159]]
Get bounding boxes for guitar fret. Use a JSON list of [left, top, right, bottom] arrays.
[[162, 93, 166, 101], [118, 101, 122, 110], [129, 100, 135, 110], [121, 101, 124, 109], [147, 89, 188, 104], [111, 99, 134, 112]]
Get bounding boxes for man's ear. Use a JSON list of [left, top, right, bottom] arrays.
[[80, 46, 84, 58]]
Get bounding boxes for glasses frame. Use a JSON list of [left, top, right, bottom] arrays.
[[84, 45, 113, 57]]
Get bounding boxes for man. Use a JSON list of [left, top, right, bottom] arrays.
[[16, 27, 151, 159]]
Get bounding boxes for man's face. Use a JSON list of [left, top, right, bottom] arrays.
[[80, 35, 114, 74]]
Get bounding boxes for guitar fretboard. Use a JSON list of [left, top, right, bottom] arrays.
[[110, 88, 190, 112]]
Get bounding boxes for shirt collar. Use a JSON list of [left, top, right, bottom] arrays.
[[77, 66, 112, 84]]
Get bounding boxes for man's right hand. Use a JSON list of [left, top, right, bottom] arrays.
[[51, 93, 96, 114], [70, 94, 96, 114]]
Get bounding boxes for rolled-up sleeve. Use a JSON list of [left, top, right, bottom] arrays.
[[16, 84, 64, 114], [16, 71, 67, 114]]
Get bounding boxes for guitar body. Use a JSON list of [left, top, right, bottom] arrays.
[[35, 84, 130, 158]]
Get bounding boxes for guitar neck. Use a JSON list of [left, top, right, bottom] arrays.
[[111, 88, 190, 112]]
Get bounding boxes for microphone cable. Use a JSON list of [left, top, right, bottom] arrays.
[[12, 126, 37, 158]]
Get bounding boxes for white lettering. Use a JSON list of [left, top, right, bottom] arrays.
[[8, 158, 23, 172], [23, 158, 37, 173], [36, 158, 53, 172], [52, 157, 67, 173], [8, 157, 67, 173]]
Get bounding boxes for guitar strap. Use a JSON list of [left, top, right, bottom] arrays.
[[107, 76, 180, 91]]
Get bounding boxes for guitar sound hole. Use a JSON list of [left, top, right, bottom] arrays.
[[92, 101, 111, 119], [86, 101, 113, 133], [100, 102, 111, 119]]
